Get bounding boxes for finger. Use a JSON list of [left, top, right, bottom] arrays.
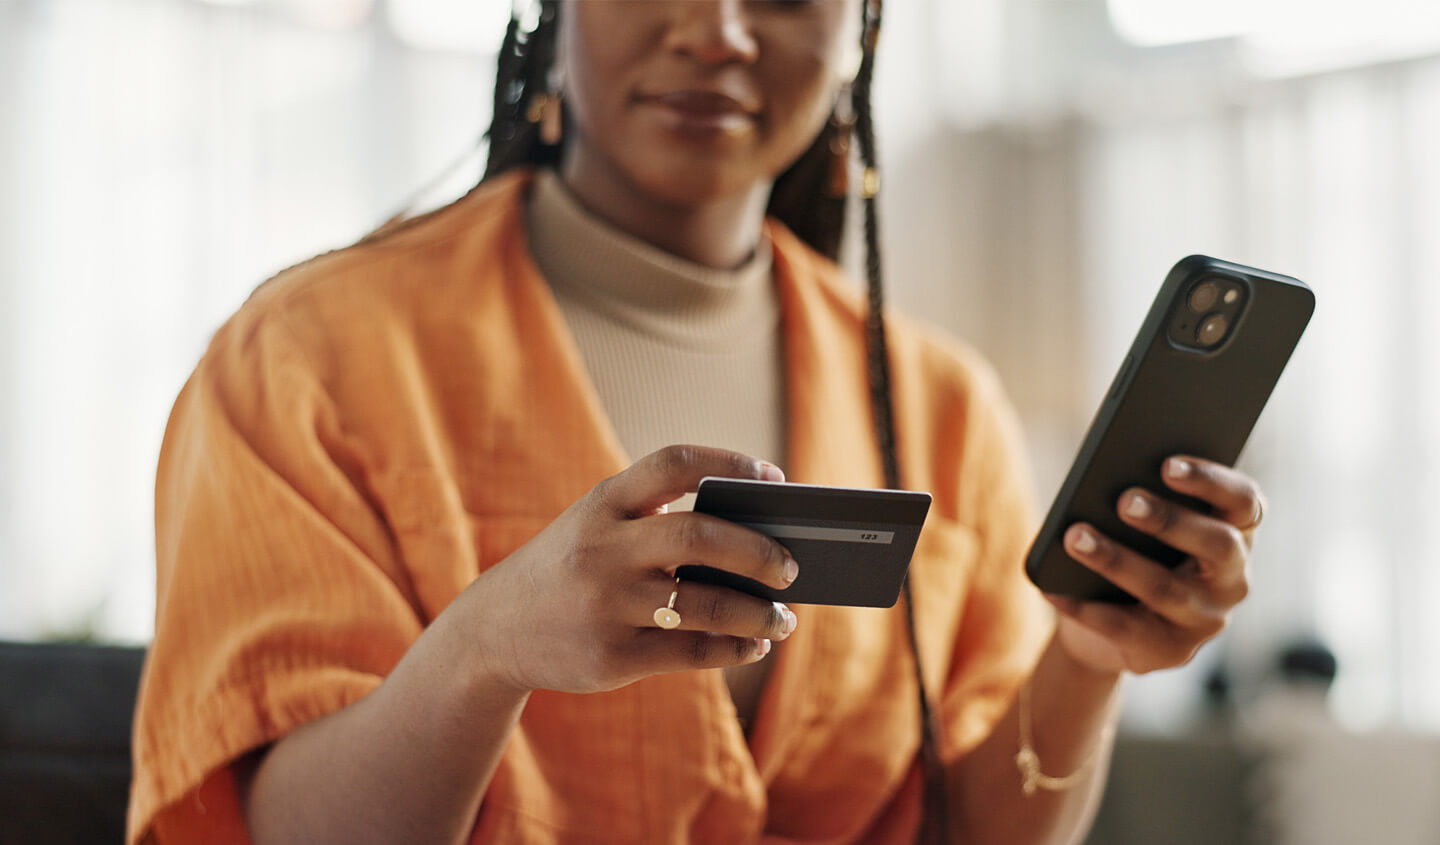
[[640, 511, 799, 590], [595, 445, 785, 518], [1046, 594, 1207, 673], [1063, 524, 1212, 626], [1161, 456, 1265, 531], [636, 579, 797, 640], [1115, 489, 1249, 582], [626, 629, 774, 674]]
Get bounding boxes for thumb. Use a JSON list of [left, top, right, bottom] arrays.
[[597, 444, 784, 517]]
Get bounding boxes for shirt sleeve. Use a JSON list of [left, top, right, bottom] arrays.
[[127, 304, 426, 845], [937, 364, 1056, 762]]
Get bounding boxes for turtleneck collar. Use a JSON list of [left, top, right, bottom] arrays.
[[525, 169, 777, 351]]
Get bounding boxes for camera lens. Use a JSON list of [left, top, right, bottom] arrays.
[[1188, 281, 1220, 312], [1196, 314, 1229, 347]]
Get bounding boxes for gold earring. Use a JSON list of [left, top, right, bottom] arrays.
[[527, 92, 563, 146], [828, 89, 856, 199], [862, 165, 880, 199]]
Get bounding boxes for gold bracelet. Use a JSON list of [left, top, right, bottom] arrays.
[[1014, 678, 1113, 796]]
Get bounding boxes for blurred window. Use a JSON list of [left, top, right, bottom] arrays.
[[0, 0, 500, 643], [1088, 1, 1440, 732], [1109, 0, 1440, 75]]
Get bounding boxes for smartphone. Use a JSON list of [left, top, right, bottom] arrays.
[[1025, 255, 1314, 602]]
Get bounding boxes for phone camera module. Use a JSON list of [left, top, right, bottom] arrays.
[[1188, 281, 1220, 312], [1168, 274, 1249, 352], [1196, 314, 1229, 347]]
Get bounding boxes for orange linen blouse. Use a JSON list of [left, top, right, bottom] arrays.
[[128, 170, 1053, 844]]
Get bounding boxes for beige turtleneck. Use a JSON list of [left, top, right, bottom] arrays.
[[525, 170, 787, 728], [525, 170, 787, 490]]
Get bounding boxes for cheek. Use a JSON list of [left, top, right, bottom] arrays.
[[559, 7, 646, 143], [760, 50, 842, 157], [757, 6, 856, 150]]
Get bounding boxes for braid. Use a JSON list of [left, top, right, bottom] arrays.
[[484, 13, 526, 167], [484, 0, 562, 180], [852, 4, 898, 494], [850, 2, 952, 843]]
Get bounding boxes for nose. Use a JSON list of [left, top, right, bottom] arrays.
[[663, 0, 760, 66]]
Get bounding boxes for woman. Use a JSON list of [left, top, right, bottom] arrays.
[[128, 2, 1263, 843]]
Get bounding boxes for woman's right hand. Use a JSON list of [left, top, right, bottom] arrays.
[[461, 445, 801, 696]]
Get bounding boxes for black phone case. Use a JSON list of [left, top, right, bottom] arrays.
[[1025, 255, 1315, 602]]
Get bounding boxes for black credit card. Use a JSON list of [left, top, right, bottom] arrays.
[[678, 477, 932, 608]]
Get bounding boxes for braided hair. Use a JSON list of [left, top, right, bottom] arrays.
[[485, 3, 949, 842]]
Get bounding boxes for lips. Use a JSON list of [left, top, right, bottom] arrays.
[[639, 89, 759, 134], [646, 89, 758, 116]]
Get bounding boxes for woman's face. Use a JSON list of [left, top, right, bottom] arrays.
[[558, 0, 862, 206]]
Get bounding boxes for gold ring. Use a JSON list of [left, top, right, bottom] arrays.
[[653, 575, 681, 629]]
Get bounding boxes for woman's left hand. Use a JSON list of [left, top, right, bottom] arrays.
[[1045, 455, 1264, 675]]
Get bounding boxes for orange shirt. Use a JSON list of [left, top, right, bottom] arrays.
[[128, 171, 1053, 844]]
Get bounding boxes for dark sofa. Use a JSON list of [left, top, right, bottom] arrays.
[[0, 642, 144, 845]]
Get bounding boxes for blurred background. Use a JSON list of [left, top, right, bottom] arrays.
[[2, 0, 1439, 841]]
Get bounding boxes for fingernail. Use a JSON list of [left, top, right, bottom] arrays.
[[757, 638, 772, 657], [781, 607, 798, 636], [1167, 458, 1191, 478], [756, 461, 785, 482], [782, 557, 799, 585], [1126, 493, 1151, 519], [1070, 526, 1097, 554]]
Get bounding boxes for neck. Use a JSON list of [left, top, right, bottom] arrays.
[[559, 148, 771, 270]]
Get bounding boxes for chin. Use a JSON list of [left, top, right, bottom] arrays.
[[629, 158, 770, 208]]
